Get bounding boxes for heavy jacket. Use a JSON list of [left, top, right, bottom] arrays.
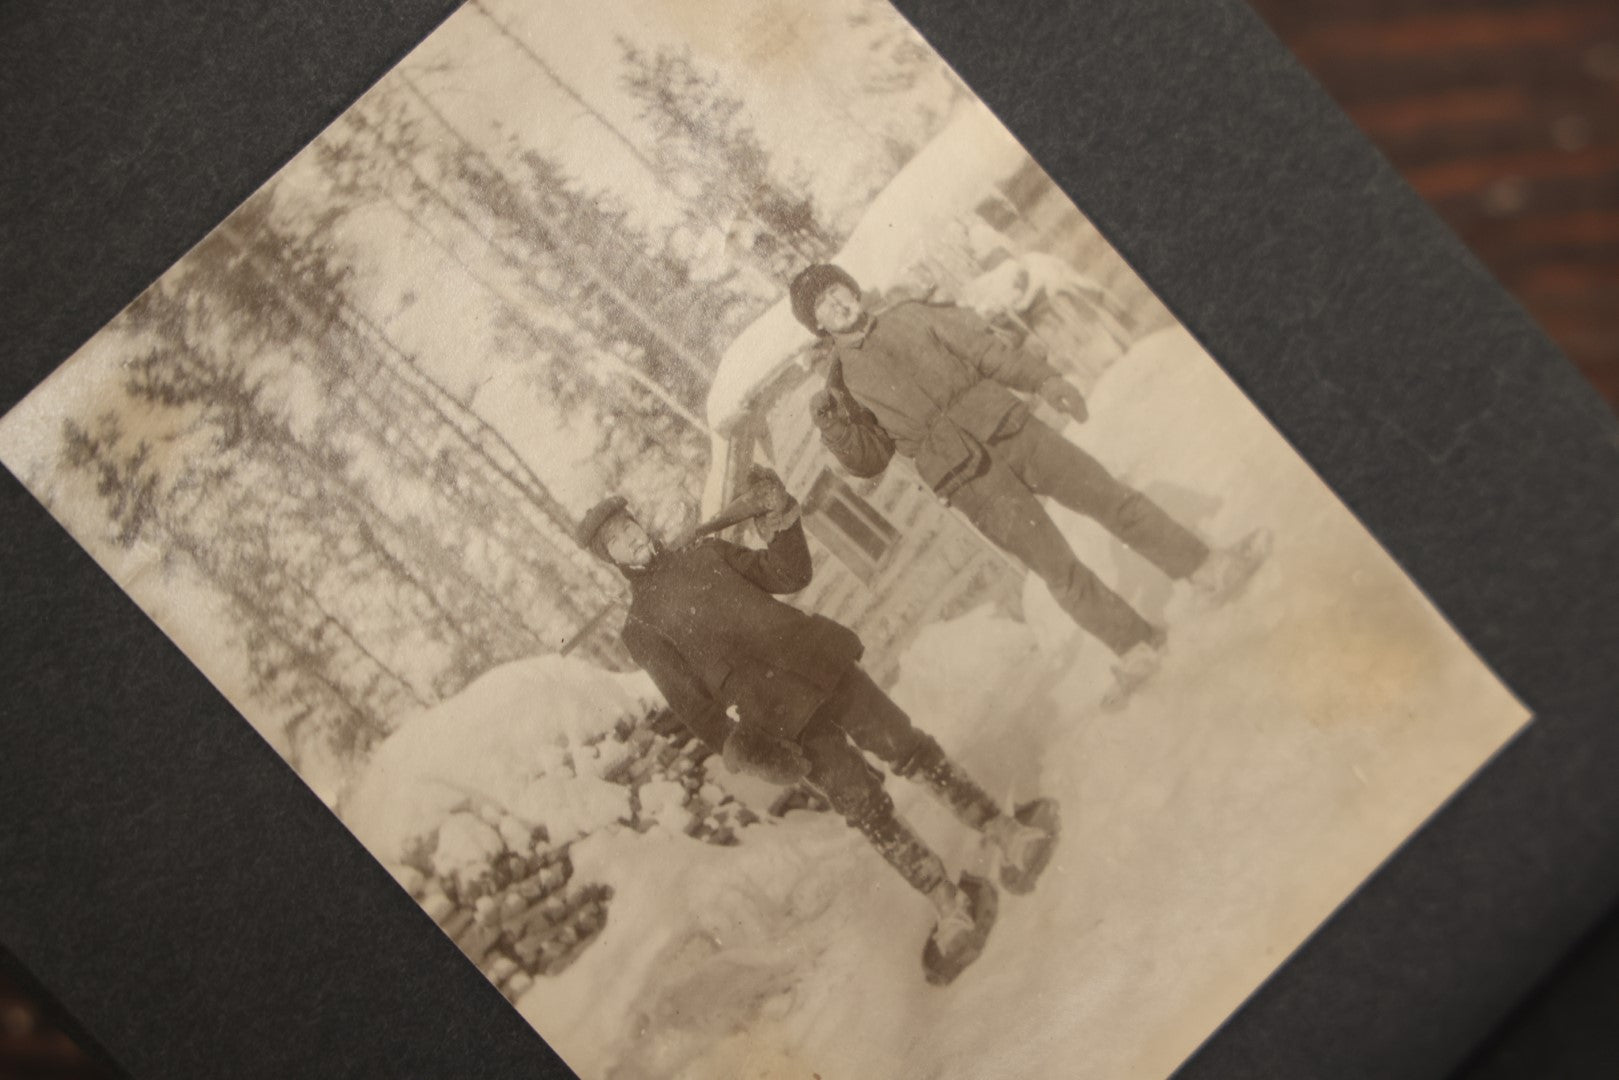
[[817, 300, 1061, 496], [619, 517, 863, 752]]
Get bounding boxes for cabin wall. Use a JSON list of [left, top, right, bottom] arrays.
[[754, 372, 1025, 686]]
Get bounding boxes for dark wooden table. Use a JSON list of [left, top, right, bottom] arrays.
[[3, 2, 1616, 1078], [1250, 0, 1619, 409]]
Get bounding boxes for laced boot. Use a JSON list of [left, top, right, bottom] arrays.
[[851, 802, 952, 898], [908, 745, 1003, 832]]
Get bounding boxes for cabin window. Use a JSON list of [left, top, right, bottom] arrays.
[[803, 468, 898, 582]]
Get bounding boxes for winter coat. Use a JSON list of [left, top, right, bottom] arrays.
[[619, 517, 863, 752], [816, 300, 1061, 497]]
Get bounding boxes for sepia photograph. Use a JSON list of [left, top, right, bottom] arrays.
[[0, 1, 1531, 1077]]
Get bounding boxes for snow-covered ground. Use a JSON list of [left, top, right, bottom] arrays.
[[344, 325, 1526, 1080]]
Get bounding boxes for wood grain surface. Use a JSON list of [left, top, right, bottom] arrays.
[[1, 3, 1615, 1079], [1250, 0, 1619, 409]]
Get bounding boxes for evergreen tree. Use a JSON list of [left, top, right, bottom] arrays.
[[58, 187, 629, 770], [618, 41, 836, 273]]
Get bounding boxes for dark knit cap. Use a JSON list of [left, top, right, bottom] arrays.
[[789, 263, 862, 336], [577, 495, 631, 558]]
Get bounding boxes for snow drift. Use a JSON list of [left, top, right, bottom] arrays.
[[341, 655, 661, 869]]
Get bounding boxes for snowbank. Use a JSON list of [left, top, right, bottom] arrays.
[[834, 99, 1028, 289], [341, 654, 660, 866]]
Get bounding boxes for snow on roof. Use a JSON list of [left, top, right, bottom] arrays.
[[833, 100, 1030, 289], [704, 100, 1031, 434], [704, 299, 812, 436]]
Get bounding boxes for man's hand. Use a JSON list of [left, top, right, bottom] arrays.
[[743, 464, 800, 538], [809, 388, 847, 432], [744, 464, 792, 514], [1039, 375, 1088, 423]]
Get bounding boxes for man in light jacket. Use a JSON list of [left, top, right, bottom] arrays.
[[792, 263, 1266, 704]]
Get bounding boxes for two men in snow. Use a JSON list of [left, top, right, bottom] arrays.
[[789, 263, 1269, 704], [577, 468, 1058, 985], [575, 262, 1268, 984]]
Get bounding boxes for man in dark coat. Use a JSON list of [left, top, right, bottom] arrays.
[[791, 263, 1268, 706], [577, 468, 1058, 985]]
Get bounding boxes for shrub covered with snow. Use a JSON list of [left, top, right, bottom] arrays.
[[339, 652, 782, 1001]]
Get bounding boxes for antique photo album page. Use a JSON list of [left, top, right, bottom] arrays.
[[0, 2, 1528, 1078]]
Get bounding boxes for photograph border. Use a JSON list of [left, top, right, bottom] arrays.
[[3, 1, 1617, 1077]]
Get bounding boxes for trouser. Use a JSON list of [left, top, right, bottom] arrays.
[[797, 666, 1003, 896], [946, 416, 1210, 656]]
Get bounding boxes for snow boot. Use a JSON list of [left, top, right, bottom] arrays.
[[1100, 636, 1165, 712], [995, 798, 1061, 895], [923, 873, 999, 987], [1190, 527, 1273, 609], [846, 799, 952, 897], [908, 745, 1001, 832]]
